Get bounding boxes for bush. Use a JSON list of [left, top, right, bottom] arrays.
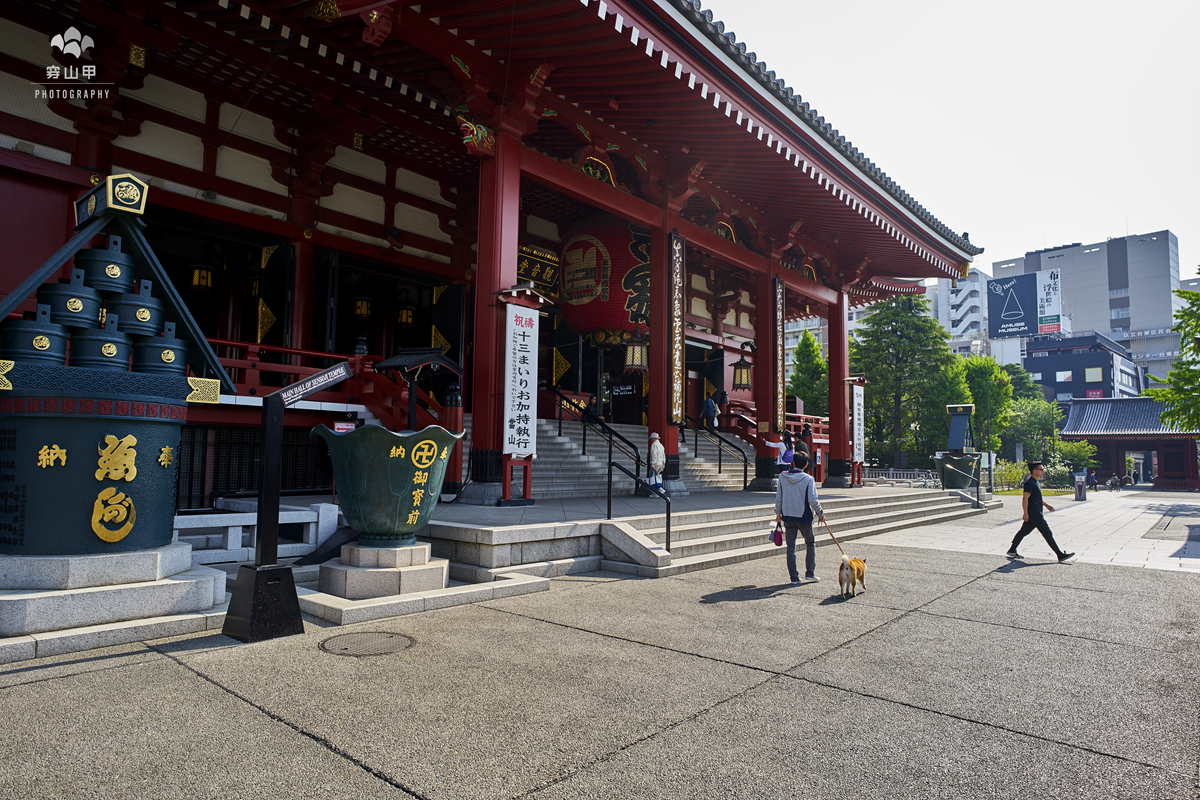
[[993, 460, 1026, 491]]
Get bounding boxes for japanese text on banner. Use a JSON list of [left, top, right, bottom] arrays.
[[503, 305, 539, 457]]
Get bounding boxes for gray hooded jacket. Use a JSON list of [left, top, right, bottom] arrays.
[[774, 469, 823, 523]]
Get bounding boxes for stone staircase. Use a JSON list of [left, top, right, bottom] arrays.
[[602, 490, 989, 577], [449, 414, 761, 500]]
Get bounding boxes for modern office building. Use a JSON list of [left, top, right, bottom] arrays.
[[927, 267, 988, 357], [992, 231, 1181, 379], [1024, 331, 1145, 404]]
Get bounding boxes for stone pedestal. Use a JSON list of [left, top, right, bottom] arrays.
[[0, 542, 225, 637], [318, 543, 447, 600]]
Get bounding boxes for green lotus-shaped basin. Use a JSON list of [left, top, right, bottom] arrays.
[[934, 454, 981, 490], [311, 424, 464, 546]]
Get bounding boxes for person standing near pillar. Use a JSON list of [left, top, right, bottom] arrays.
[[1007, 461, 1075, 563]]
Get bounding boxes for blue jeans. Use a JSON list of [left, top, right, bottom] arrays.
[[785, 522, 815, 580]]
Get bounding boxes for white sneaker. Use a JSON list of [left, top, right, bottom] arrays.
[[805, 575, 820, 583]]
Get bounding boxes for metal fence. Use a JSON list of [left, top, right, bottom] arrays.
[[863, 468, 932, 481], [175, 425, 332, 510]]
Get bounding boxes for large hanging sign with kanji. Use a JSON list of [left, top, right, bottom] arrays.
[[503, 304, 538, 457], [669, 232, 686, 424], [774, 277, 786, 432]]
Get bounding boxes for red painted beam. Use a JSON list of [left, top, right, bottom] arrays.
[[0, 148, 91, 187], [519, 146, 659, 227]]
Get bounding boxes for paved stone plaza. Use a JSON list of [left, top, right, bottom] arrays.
[[1, 486, 1197, 799]]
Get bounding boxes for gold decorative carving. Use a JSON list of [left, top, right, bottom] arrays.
[[411, 440, 438, 469], [96, 434, 138, 482], [113, 181, 141, 204], [0, 360, 12, 391], [32, 336, 50, 351], [158, 446, 173, 468], [37, 445, 67, 468], [89, 174, 103, 186], [161, 349, 175, 363], [67, 298, 83, 312], [186, 377, 221, 404], [101, 343, 117, 357], [87, 195, 96, 216], [136, 308, 151, 321], [105, 264, 121, 278], [92, 487, 135, 542], [128, 43, 146, 68]]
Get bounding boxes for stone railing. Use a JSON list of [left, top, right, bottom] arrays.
[[173, 503, 340, 567]]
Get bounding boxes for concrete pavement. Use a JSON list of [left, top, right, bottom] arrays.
[[1, 486, 1198, 799]]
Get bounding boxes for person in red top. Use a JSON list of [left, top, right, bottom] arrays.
[[1007, 461, 1075, 563]]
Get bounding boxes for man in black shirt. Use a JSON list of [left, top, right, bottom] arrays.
[[1007, 461, 1075, 563]]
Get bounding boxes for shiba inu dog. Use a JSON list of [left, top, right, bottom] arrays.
[[839, 554, 866, 598]]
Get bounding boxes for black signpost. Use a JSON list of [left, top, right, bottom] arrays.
[[222, 362, 353, 642]]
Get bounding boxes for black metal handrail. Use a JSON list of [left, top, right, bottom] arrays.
[[682, 413, 749, 490], [940, 458, 982, 506], [607, 461, 671, 552], [542, 386, 642, 477]]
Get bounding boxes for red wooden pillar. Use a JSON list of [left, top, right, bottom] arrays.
[[459, 130, 521, 504], [649, 210, 686, 494], [748, 267, 779, 490], [824, 289, 852, 487]]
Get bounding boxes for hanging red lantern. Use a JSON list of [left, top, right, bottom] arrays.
[[559, 213, 651, 347]]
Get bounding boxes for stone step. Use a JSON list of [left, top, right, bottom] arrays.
[[602, 504, 989, 577], [642, 497, 969, 545], [0, 567, 226, 637]]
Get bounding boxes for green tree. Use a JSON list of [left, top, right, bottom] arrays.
[[786, 329, 828, 416], [912, 358, 973, 468], [963, 355, 1014, 455], [1003, 396, 1062, 462], [1000, 363, 1042, 401], [1145, 290, 1200, 429], [850, 296, 957, 467]]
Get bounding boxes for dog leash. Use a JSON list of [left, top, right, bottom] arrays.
[[820, 518, 847, 557]]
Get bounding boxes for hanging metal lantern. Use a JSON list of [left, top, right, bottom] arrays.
[[191, 266, 214, 293], [623, 331, 649, 373], [731, 342, 754, 390], [353, 296, 372, 319], [396, 289, 415, 328]]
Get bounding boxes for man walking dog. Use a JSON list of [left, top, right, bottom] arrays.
[[1007, 460, 1075, 563], [775, 451, 826, 584]]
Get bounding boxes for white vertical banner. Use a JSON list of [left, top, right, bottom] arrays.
[[852, 384, 865, 463], [503, 304, 538, 457]]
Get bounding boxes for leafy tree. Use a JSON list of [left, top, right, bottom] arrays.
[[1145, 290, 1200, 429], [1002, 397, 1062, 462], [912, 358, 973, 468], [1000, 363, 1042, 401], [850, 296, 957, 467], [787, 329, 828, 416], [963, 355, 1014, 455], [1054, 439, 1097, 472]]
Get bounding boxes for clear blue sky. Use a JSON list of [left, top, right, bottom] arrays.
[[700, 0, 1199, 276]]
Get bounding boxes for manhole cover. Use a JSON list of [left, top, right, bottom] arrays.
[[319, 632, 414, 657]]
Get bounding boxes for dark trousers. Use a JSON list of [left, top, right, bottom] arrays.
[[1010, 516, 1066, 558], [785, 522, 816, 580], [703, 415, 716, 432]]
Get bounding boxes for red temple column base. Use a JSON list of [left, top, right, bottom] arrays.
[[822, 459, 854, 489]]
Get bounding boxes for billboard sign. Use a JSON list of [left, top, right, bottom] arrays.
[[988, 270, 1061, 338]]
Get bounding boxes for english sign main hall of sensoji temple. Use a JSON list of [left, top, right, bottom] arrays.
[[0, 0, 982, 510]]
